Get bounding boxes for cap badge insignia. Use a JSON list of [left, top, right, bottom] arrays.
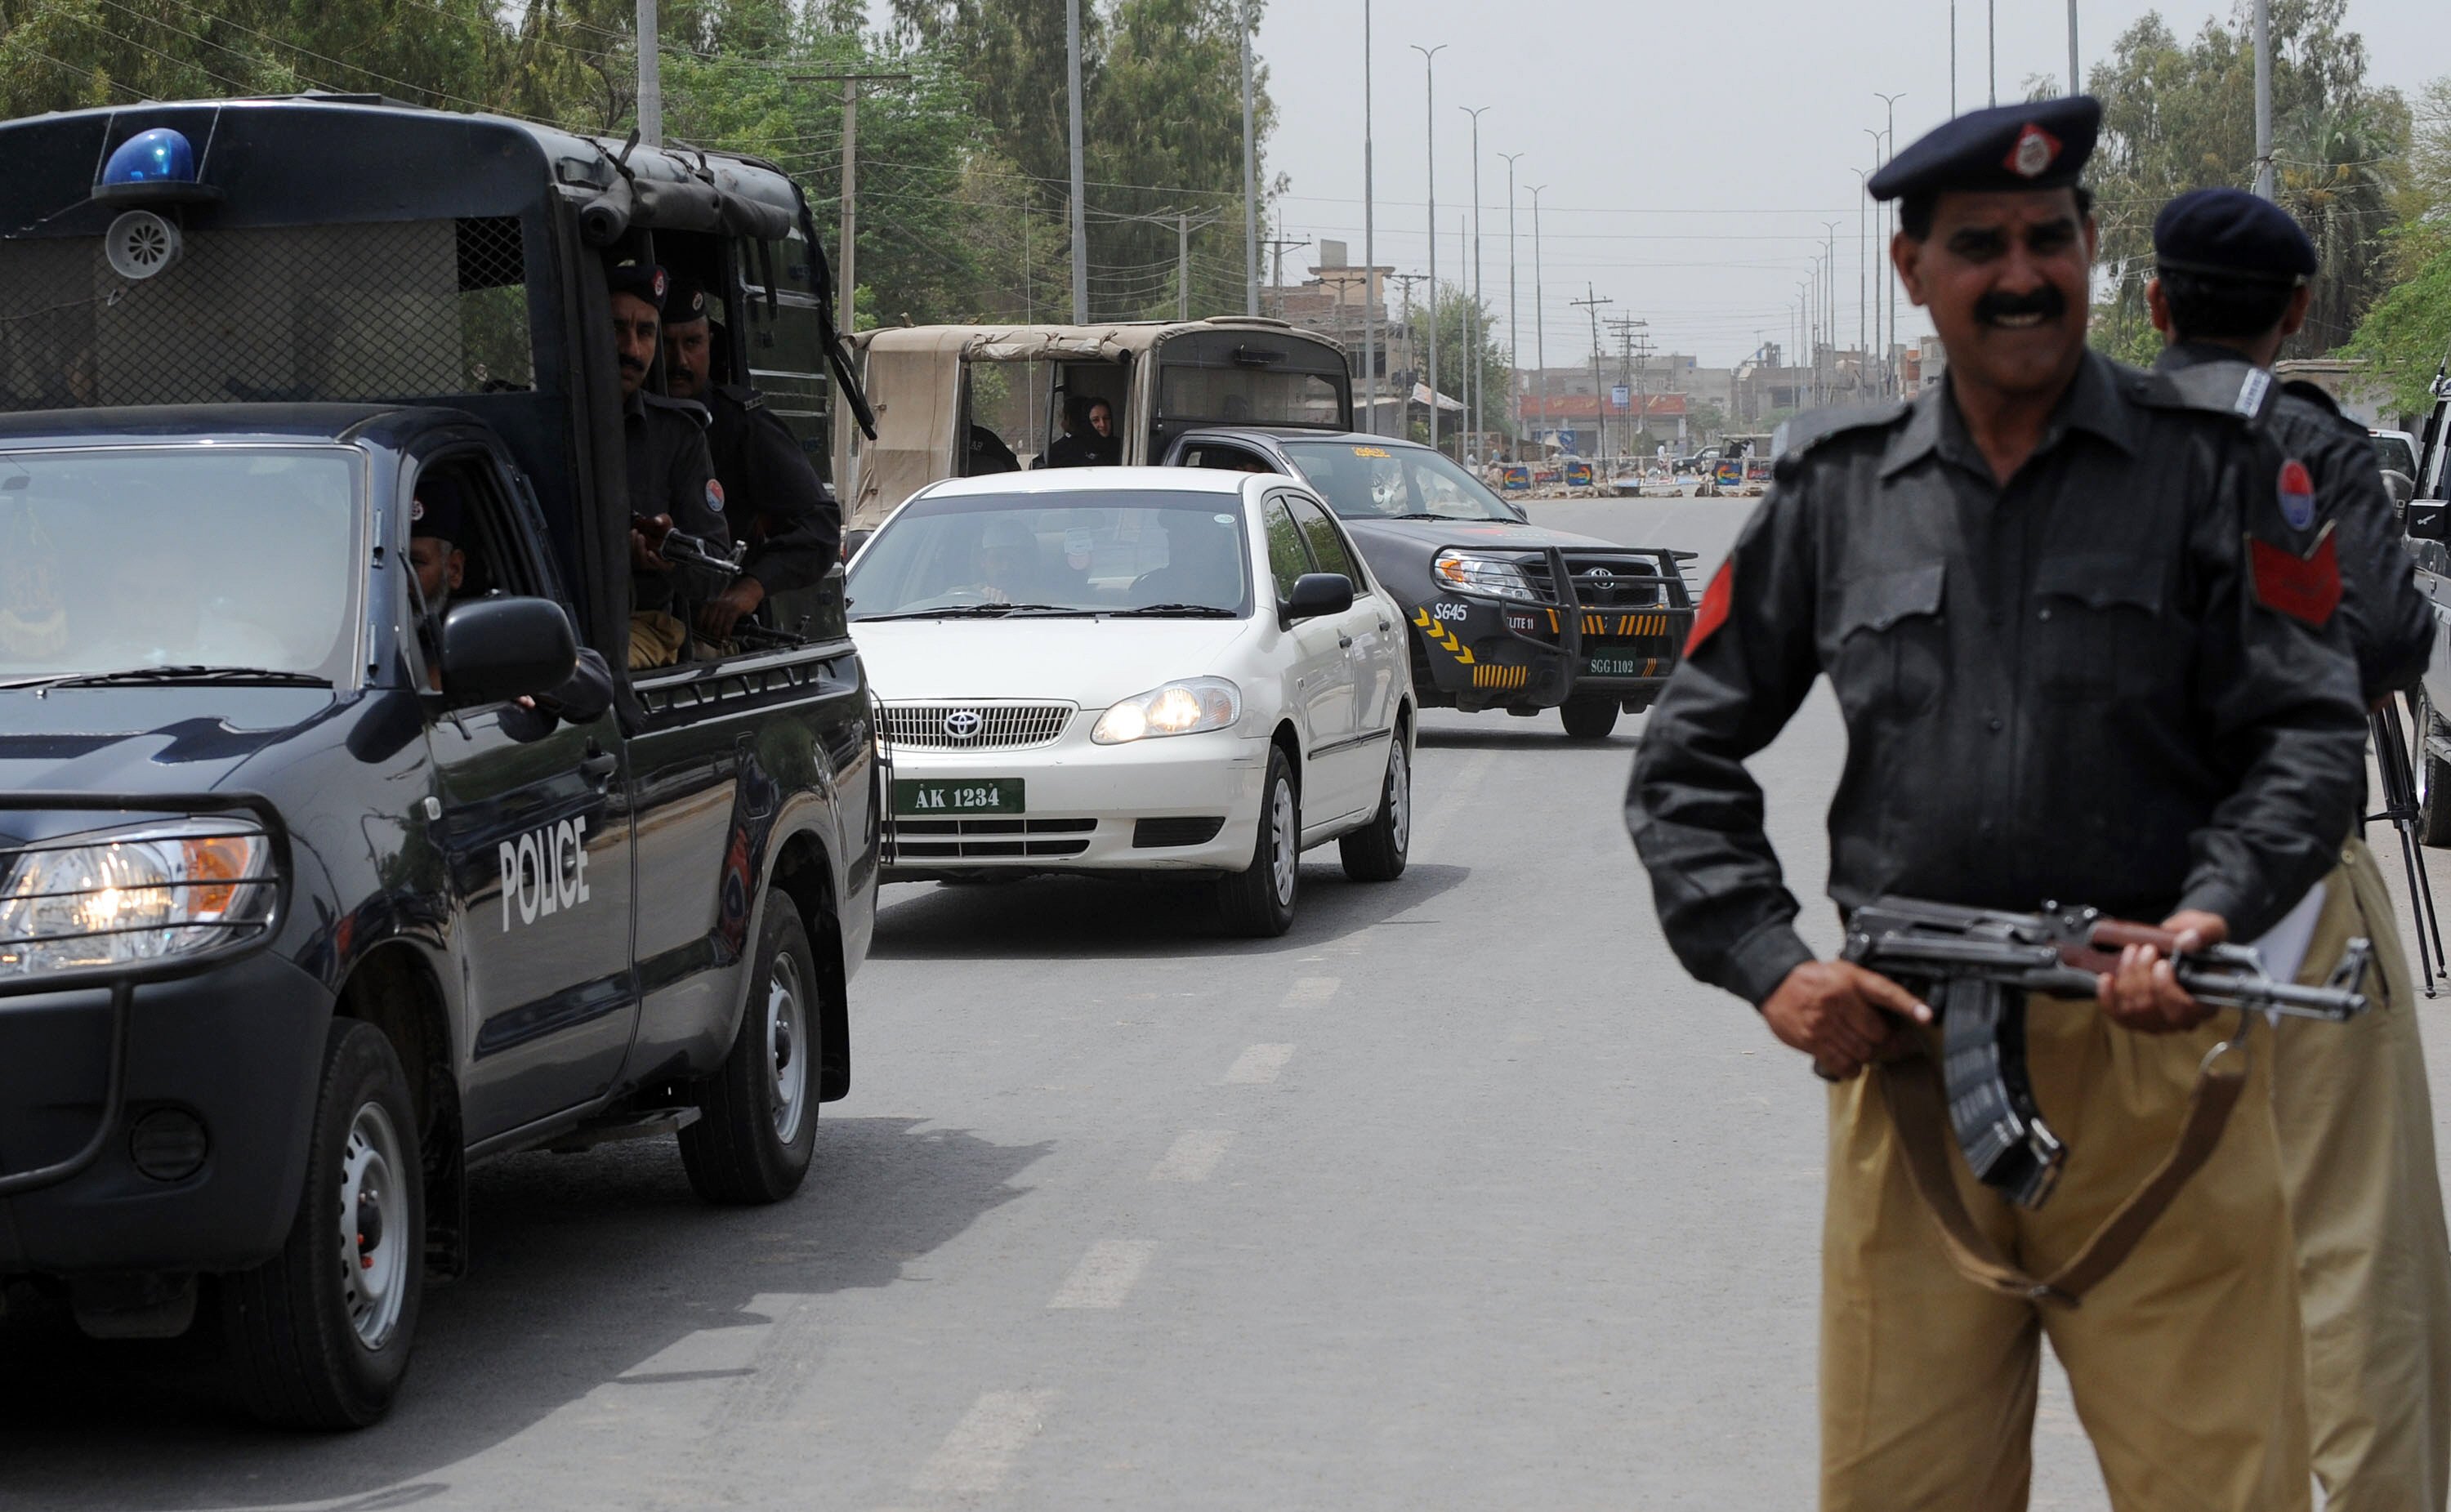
[[2006, 123, 2060, 179], [410, 498, 426, 522], [2278, 458, 2316, 532], [653, 268, 668, 298]]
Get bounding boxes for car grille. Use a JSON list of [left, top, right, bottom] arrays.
[[882, 702, 1077, 751], [1518, 555, 1674, 609], [891, 816, 1096, 860]]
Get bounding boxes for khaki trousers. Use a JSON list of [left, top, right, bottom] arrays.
[[627, 609, 687, 671], [2272, 839, 2451, 1510], [1822, 1001, 2310, 1510]]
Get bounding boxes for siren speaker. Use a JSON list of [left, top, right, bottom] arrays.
[[103, 209, 181, 280]]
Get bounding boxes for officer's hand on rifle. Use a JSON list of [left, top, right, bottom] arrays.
[[698, 576, 765, 639], [2094, 909, 2226, 1032], [1763, 960, 1931, 1079], [631, 513, 675, 572]]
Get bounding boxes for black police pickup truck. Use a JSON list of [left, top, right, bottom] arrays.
[[0, 98, 879, 1425], [1163, 430, 1696, 738]]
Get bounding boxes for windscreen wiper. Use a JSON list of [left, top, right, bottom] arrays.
[[31, 665, 333, 689], [853, 603, 1088, 622], [1115, 603, 1239, 617]]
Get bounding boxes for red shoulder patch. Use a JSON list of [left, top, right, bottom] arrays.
[[1686, 559, 1734, 654], [2250, 529, 2341, 627]]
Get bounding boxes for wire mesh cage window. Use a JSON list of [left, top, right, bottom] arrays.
[[0, 216, 534, 412]]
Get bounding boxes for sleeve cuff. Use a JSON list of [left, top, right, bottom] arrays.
[[2174, 881, 2258, 939], [1726, 921, 1816, 1009]]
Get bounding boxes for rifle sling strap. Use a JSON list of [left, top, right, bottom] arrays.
[[1874, 1037, 2247, 1305]]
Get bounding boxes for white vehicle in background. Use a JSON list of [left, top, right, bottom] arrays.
[[846, 468, 1414, 935]]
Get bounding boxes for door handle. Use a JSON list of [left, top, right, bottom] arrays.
[[1378, 619, 1391, 631], [1338, 635, 1355, 649], [578, 747, 618, 785]]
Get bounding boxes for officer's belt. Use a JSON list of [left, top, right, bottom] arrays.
[[1873, 1022, 2249, 1306]]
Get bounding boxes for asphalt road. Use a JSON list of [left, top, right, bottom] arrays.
[[3, 495, 2440, 1510]]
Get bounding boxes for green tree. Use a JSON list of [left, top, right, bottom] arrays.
[[2342, 76, 2451, 415]]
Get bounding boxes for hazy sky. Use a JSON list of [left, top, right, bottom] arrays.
[[1250, 0, 2446, 368]]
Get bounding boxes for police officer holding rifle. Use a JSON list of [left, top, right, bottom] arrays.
[[1626, 97, 2369, 1507], [2145, 186, 2451, 1511]]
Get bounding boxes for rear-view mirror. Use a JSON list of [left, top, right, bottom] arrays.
[[439, 596, 578, 707], [1284, 572, 1354, 623]]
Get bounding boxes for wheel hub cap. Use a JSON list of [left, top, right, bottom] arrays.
[[767, 952, 810, 1144], [337, 1101, 408, 1350], [1270, 779, 1297, 906]]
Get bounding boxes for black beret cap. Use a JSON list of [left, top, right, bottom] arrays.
[[410, 472, 465, 542], [2152, 187, 2317, 283], [606, 257, 667, 310], [663, 276, 715, 324], [1868, 95, 2101, 202]]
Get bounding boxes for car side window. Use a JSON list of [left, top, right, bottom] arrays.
[[1260, 493, 1313, 600], [1287, 495, 1361, 585]]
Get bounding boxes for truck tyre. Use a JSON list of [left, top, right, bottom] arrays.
[[2417, 689, 2451, 848], [681, 900, 822, 1204], [1338, 734, 1410, 883], [1218, 747, 1299, 937], [222, 1019, 423, 1429], [1560, 693, 1619, 740]]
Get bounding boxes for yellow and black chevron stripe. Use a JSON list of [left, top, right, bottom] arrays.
[[1579, 612, 1681, 637], [1471, 664, 1529, 689], [1410, 606, 1476, 666]]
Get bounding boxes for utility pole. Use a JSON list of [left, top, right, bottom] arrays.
[[1499, 151, 1523, 460], [1852, 167, 1869, 395], [1460, 105, 1488, 466], [1391, 271, 1427, 433], [1410, 44, 1445, 450], [2252, 0, 2275, 198], [1181, 212, 1192, 319], [635, 0, 662, 145], [1607, 314, 1645, 458], [1875, 94, 1905, 393], [1361, 0, 1377, 433], [1988, 0, 1997, 107], [1823, 221, 1841, 398], [1949, 0, 1958, 115], [1262, 230, 1311, 317], [1240, 0, 1258, 315], [1530, 185, 1547, 459], [2067, 0, 2080, 96], [789, 71, 913, 343], [1573, 284, 1610, 462], [1068, 0, 1090, 321]]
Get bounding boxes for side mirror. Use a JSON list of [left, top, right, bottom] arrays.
[[2407, 501, 2449, 544], [1284, 572, 1354, 622], [438, 596, 578, 707], [1506, 502, 1530, 523], [2382, 469, 2416, 508]]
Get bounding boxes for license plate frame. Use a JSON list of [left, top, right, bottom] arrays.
[[892, 778, 1026, 816], [1581, 655, 1650, 679]]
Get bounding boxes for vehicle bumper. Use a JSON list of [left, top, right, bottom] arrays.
[[0, 951, 330, 1275], [883, 729, 1267, 878], [1405, 598, 1687, 711]]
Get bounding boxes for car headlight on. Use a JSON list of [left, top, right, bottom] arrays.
[[0, 817, 278, 977], [1092, 678, 1243, 745], [1431, 549, 1538, 602]]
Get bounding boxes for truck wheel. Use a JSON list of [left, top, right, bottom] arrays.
[[1338, 734, 1410, 882], [2416, 689, 2451, 848], [1560, 694, 1619, 740], [222, 1019, 423, 1429], [1218, 747, 1299, 937], [680, 901, 821, 1204]]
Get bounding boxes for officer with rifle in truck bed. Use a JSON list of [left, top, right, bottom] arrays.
[[1626, 96, 2369, 1509], [2147, 185, 2451, 1512], [607, 257, 733, 669]]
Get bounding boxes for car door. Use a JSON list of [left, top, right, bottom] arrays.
[[1284, 492, 1390, 821], [1259, 489, 1357, 827], [412, 452, 639, 1144]]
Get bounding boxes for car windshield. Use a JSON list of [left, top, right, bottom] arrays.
[[1279, 440, 1518, 523], [2375, 434, 2418, 476], [849, 489, 1253, 619], [0, 445, 359, 682]]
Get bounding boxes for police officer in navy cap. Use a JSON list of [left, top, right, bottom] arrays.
[[2150, 185, 2451, 1511], [659, 276, 840, 640], [1628, 94, 2367, 1507], [607, 256, 734, 669]]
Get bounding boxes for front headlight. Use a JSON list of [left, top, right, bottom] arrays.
[[0, 817, 278, 977], [1092, 677, 1243, 745], [1431, 549, 1538, 602]]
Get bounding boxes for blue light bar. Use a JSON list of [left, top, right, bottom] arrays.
[[101, 128, 197, 187]]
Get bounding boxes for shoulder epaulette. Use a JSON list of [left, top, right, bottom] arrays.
[[2274, 378, 2368, 445], [715, 382, 764, 411], [2131, 360, 2274, 426], [643, 392, 712, 429], [1771, 401, 1906, 483]]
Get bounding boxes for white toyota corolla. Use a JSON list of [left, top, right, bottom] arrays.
[[847, 466, 1414, 935]]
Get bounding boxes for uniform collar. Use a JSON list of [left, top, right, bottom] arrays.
[[1881, 349, 2138, 479], [2154, 340, 2256, 374]]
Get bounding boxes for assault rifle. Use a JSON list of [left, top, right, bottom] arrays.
[[1839, 896, 2371, 1209], [2373, 698, 2449, 997]]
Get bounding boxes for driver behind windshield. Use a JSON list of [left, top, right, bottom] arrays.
[[949, 516, 1037, 604]]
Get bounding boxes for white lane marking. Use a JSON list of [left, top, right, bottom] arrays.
[[1150, 1129, 1234, 1183], [1221, 1042, 1296, 1084], [1281, 975, 1340, 1007], [909, 1389, 1059, 1495], [1047, 1239, 1155, 1309]]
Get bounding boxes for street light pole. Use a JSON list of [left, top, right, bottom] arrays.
[[1460, 105, 1488, 462], [1851, 168, 1868, 395], [635, 0, 662, 145], [2067, 0, 2080, 96], [1499, 150, 1524, 460], [1239, 0, 1258, 316], [1874, 94, 1905, 393], [1823, 219, 1842, 395], [2253, 0, 2275, 198], [1530, 184, 1547, 460], [1410, 43, 1445, 451], [1949, 0, 1957, 115], [1361, 0, 1377, 434], [1069, 0, 1090, 321]]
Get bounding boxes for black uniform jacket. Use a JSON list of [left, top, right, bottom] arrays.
[[1626, 351, 2369, 1008], [704, 383, 842, 593], [2157, 342, 2431, 703], [623, 390, 730, 613]]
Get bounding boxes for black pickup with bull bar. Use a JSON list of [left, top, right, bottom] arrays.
[[1418, 543, 1699, 716]]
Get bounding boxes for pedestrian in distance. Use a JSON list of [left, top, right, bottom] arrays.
[[1626, 96, 2370, 1510], [2149, 185, 2451, 1512]]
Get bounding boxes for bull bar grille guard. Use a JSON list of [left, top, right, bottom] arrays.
[[1442, 546, 1699, 665], [0, 792, 287, 1198]]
